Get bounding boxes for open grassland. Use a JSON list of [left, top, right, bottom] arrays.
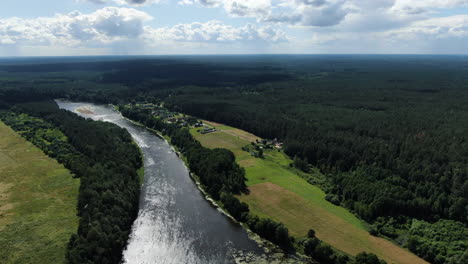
[[0, 121, 79, 264], [190, 121, 428, 264]]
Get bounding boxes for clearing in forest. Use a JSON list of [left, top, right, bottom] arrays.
[[190, 121, 428, 264], [0, 121, 79, 264]]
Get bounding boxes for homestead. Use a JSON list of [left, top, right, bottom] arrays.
[[199, 127, 217, 134], [256, 138, 283, 150]]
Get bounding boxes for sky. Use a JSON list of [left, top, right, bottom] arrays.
[[1, 0, 468, 56]]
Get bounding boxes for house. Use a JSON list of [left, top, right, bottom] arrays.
[[140, 103, 155, 109], [199, 128, 216, 134], [166, 117, 177, 124]]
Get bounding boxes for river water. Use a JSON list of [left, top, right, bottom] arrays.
[[56, 101, 276, 264]]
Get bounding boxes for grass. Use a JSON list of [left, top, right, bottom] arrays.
[[0, 121, 79, 264], [191, 121, 428, 264]]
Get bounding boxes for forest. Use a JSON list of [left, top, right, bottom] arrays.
[[0, 100, 142, 264], [0, 55, 467, 263]]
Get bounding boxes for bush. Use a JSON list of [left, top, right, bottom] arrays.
[[325, 193, 341, 205], [307, 229, 316, 238], [353, 252, 387, 264]]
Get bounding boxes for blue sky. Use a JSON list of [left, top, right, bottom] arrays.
[[1, 0, 468, 56]]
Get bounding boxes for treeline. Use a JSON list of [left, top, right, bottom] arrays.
[[302, 229, 386, 264], [405, 220, 468, 264], [119, 106, 295, 251], [372, 217, 468, 264], [0, 111, 82, 165], [1, 101, 142, 264]]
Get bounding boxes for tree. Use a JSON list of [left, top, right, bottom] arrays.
[[406, 236, 419, 252], [314, 243, 335, 264], [293, 155, 309, 172], [258, 147, 264, 158], [275, 224, 291, 250], [353, 252, 387, 264], [304, 237, 319, 256]]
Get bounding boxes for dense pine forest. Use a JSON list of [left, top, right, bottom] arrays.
[[0, 55, 467, 263]]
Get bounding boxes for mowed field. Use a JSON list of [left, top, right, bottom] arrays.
[[190, 122, 428, 264], [0, 121, 79, 264]]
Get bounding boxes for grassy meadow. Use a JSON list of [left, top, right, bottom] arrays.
[[190, 122, 428, 264], [0, 121, 79, 264]]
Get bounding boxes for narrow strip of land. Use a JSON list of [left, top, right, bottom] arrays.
[[0, 121, 79, 264]]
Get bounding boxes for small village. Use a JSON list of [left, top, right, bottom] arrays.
[[256, 138, 283, 150], [134, 103, 219, 133], [133, 103, 283, 153], [242, 138, 284, 158]]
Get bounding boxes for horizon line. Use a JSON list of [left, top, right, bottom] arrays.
[[1, 53, 468, 59]]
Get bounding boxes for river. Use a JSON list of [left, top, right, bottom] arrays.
[[56, 101, 280, 264]]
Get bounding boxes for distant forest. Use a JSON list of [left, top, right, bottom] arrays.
[[0, 55, 467, 263]]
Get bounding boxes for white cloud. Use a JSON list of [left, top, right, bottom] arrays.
[[0, 7, 152, 47], [84, 0, 162, 6], [393, 0, 468, 12], [385, 15, 468, 39], [178, 0, 468, 31], [4, 0, 468, 55], [144, 20, 287, 43], [296, 14, 468, 54], [181, 0, 352, 27], [0, 7, 287, 53], [180, 0, 274, 18], [294, 0, 351, 26]]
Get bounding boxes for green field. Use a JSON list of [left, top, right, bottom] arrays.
[[191, 123, 427, 264], [0, 121, 79, 264]]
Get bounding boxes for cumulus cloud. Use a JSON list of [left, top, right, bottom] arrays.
[[178, 0, 468, 31], [144, 20, 287, 43], [0, 7, 152, 46], [85, 0, 161, 6], [0, 7, 287, 51], [385, 14, 468, 39], [300, 13, 468, 54], [393, 0, 468, 12], [181, 0, 352, 27], [293, 0, 351, 26], [4, 0, 468, 55], [180, 0, 273, 18]]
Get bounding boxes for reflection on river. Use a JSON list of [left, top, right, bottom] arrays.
[[57, 101, 290, 264]]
